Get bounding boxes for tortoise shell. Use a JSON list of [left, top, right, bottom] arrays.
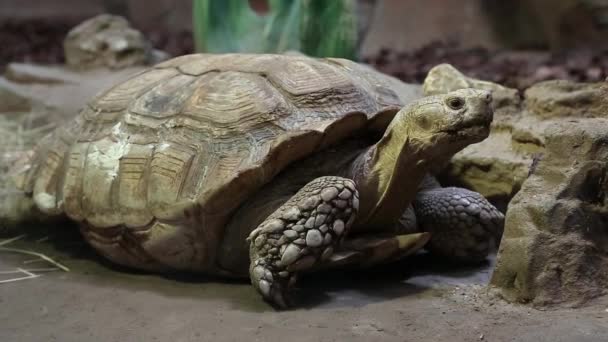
[[22, 53, 421, 270]]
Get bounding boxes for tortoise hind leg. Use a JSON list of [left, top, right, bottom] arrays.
[[413, 186, 504, 263], [247, 176, 358, 308]]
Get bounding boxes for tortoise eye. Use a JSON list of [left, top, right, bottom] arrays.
[[447, 97, 465, 110]]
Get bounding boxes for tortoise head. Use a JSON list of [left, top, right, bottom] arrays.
[[399, 88, 493, 154], [350, 89, 494, 228]]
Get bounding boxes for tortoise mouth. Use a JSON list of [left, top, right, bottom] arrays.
[[460, 124, 491, 139], [440, 107, 493, 140], [440, 121, 491, 141]]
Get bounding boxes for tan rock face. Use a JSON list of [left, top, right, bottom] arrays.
[[524, 80, 608, 119], [491, 119, 608, 306], [4, 63, 81, 85], [424, 63, 608, 307], [64, 14, 162, 70], [424, 64, 608, 209], [424, 63, 521, 114]]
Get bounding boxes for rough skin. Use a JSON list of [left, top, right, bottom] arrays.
[[245, 88, 499, 307], [396, 175, 504, 263], [247, 176, 358, 308], [414, 186, 504, 262]]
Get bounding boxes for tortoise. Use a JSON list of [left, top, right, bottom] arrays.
[[12, 53, 503, 308]]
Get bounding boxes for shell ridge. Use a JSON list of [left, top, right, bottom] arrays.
[[72, 141, 92, 221], [53, 123, 82, 213], [90, 68, 180, 113], [142, 143, 157, 223]]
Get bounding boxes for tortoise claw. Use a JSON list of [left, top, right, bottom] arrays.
[[250, 262, 296, 309]]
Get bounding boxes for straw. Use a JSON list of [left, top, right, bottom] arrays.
[[0, 268, 39, 284], [0, 247, 70, 272]]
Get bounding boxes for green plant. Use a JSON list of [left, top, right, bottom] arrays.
[[192, 0, 358, 59]]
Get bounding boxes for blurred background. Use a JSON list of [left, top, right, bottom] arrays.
[[2, 0, 608, 88]]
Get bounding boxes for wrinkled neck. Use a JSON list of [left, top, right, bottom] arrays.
[[349, 130, 431, 229]]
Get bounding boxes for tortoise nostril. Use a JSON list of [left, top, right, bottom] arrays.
[[485, 93, 492, 102]]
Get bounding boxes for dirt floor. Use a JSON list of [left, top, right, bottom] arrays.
[[1, 228, 607, 342]]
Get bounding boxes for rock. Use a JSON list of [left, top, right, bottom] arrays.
[[440, 77, 608, 207], [424, 65, 608, 312], [491, 119, 608, 307], [524, 80, 608, 119], [64, 14, 164, 70], [423, 63, 521, 113], [0, 66, 144, 129], [4, 63, 80, 84], [423, 65, 608, 212], [440, 130, 533, 211]]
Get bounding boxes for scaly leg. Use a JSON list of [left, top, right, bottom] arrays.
[[247, 176, 358, 308], [413, 186, 504, 263]]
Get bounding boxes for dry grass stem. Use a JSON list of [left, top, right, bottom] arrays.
[[0, 268, 39, 284], [0, 247, 70, 272], [0, 234, 26, 246]]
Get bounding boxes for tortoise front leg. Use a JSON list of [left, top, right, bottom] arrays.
[[413, 186, 504, 263], [247, 176, 358, 308], [307, 232, 430, 272]]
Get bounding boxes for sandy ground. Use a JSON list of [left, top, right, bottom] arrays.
[[1, 228, 607, 342]]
